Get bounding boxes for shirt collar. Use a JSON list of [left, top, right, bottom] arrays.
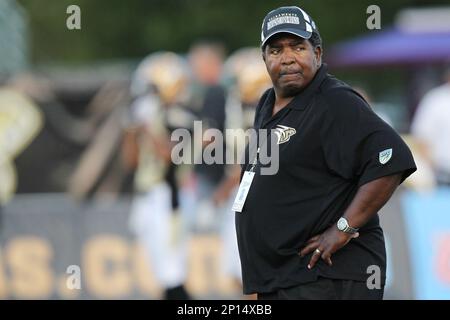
[[285, 63, 329, 111], [256, 64, 329, 128]]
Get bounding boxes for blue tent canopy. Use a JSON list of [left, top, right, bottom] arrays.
[[328, 28, 450, 67]]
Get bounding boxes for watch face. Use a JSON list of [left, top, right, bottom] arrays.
[[337, 218, 347, 230]]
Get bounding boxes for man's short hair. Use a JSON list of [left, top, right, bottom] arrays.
[[308, 30, 322, 49], [262, 30, 322, 52]]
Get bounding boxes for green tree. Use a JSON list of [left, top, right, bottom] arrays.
[[17, 0, 449, 63]]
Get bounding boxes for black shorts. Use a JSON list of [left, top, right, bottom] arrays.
[[257, 277, 384, 300]]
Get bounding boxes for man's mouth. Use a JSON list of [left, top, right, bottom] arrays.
[[280, 70, 302, 77]]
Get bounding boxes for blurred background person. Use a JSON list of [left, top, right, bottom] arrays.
[[213, 48, 272, 293], [0, 79, 43, 232], [187, 41, 227, 231], [125, 52, 196, 299], [411, 64, 450, 187]]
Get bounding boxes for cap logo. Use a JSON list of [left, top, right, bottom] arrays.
[[267, 13, 300, 30], [261, 7, 316, 45]]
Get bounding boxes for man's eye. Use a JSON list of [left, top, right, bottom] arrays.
[[295, 46, 306, 51], [270, 49, 280, 54]]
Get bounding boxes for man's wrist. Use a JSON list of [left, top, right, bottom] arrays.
[[337, 217, 359, 234]]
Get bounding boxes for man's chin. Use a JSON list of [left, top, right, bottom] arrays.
[[280, 84, 304, 97]]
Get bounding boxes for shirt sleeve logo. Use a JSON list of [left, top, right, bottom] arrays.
[[379, 148, 393, 164], [274, 125, 296, 144]]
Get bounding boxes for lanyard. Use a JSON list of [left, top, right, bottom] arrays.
[[247, 105, 292, 173], [248, 147, 260, 172]]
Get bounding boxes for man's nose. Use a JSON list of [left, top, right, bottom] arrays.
[[280, 48, 295, 65]]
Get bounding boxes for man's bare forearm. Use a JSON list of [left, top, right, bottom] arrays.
[[300, 173, 404, 267], [343, 174, 403, 229]]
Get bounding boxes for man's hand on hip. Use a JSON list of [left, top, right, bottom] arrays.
[[299, 226, 359, 269], [298, 173, 403, 270]]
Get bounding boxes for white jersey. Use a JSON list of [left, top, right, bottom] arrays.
[[411, 83, 450, 174], [130, 94, 169, 193]]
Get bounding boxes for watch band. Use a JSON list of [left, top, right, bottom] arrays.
[[337, 217, 359, 234], [343, 224, 359, 234]]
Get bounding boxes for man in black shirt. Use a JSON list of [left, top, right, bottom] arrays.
[[235, 6, 417, 299], [188, 41, 227, 186]]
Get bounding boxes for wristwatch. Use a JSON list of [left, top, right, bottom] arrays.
[[337, 217, 359, 234]]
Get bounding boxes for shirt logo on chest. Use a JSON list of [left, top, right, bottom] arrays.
[[274, 125, 296, 144]]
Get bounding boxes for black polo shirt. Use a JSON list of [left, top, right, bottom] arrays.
[[235, 64, 416, 294]]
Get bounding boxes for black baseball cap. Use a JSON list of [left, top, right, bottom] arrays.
[[261, 6, 317, 47]]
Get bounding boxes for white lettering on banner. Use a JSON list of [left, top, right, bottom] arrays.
[[0, 235, 243, 298]]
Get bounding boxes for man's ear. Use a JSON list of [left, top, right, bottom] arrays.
[[262, 51, 266, 62], [314, 46, 322, 65]]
